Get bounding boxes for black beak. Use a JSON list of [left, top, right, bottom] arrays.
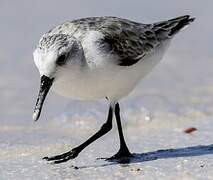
[[33, 75, 54, 121]]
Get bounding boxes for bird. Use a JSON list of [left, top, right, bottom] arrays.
[[32, 15, 194, 164]]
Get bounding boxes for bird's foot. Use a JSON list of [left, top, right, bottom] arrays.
[[43, 148, 79, 164], [105, 148, 134, 163]]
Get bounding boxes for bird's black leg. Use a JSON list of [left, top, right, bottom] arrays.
[[107, 102, 133, 160], [43, 106, 113, 164]]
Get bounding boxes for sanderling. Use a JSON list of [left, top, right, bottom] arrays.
[[33, 15, 194, 164]]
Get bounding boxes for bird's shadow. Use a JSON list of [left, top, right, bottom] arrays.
[[73, 144, 213, 169]]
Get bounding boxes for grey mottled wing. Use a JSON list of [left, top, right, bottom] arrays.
[[95, 20, 160, 66], [86, 16, 194, 66]]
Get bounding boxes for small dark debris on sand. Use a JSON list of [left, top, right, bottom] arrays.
[[184, 127, 197, 134], [131, 168, 141, 172]]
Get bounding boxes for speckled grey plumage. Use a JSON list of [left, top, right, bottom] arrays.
[[38, 15, 194, 66], [39, 34, 70, 50]]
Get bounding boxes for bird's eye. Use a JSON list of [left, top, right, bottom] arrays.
[[56, 54, 66, 66]]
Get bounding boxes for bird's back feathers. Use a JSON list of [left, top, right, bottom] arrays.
[[44, 15, 194, 66]]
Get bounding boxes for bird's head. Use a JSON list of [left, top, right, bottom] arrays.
[[32, 33, 84, 121]]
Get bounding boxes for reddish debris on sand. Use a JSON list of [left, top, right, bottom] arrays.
[[184, 127, 197, 134]]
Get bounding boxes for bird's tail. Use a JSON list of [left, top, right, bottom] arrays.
[[152, 15, 195, 38]]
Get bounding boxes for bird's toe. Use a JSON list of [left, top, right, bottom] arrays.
[[43, 148, 79, 164]]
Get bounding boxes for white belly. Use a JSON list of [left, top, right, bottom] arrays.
[[52, 40, 170, 101]]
